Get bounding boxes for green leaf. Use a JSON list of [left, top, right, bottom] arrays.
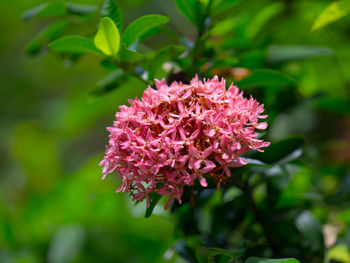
[[26, 19, 68, 55], [245, 257, 300, 263], [174, 0, 204, 28], [314, 97, 350, 115], [237, 69, 295, 88], [94, 17, 120, 57], [246, 2, 284, 39], [66, 2, 98, 15], [101, 0, 123, 33], [251, 137, 305, 165], [148, 45, 187, 79], [211, 0, 241, 15], [122, 15, 169, 47], [266, 45, 334, 63], [49, 35, 103, 55], [312, 0, 350, 31], [243, 158, 271, 168], [196, 247, 241, 263], [328, 244, 350, 263], [90, 70, 127, 96], [22, 1, 66, 21], [210, 17, 237, 36], [295, 210, 323, 248], [118, 44, 144, 65], [100, 60, 118, 71], [145, 193, 162, 218]]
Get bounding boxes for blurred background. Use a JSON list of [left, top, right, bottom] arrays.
[[1, 0, 350, 262]]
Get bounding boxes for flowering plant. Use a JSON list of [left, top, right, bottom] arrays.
[[100, 76, 270, 209]]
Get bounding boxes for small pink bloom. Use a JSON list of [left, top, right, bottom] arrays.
[[100, 76, 270, 209]]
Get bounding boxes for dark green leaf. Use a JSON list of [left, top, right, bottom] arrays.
[[49, 36, 103, 55], [251, 137, 305, 165], [66, 2, 98, 15], [174, 0, 204, 28], [22, 1, 66, 21], [94, 17, 120, 57], [266, 45, 334, 63], [312, 0, 350, 31], [26, 19, 68, 55], [90, 70, 127, 96], [196, 247, 241, 263], [148, 45, 187, 79], [122, 15, 169, 47], [243, 158, 270, 167], [101, 0, 123, 33], [145, 193, 162, 218], [100, 60, 118, 71], [245, 257, 300, 263], [313, 97, 350, 115], [237, 69, 295, 88], [295, 211, 324, 248]]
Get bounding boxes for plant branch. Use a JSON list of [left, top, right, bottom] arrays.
[[232, 175, 279, 254]]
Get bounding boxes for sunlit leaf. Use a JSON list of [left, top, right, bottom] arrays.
[[328, 244, 350, 263], [26, 19, 68, 55], [245, 257, 300, 263], [94, 17, 120, 57], [266, 45, 334, 63], [312, 0, 350, 31], [122, 15, 169, 47], [101, 0, 123, 33], [49, 35, 103, 55], [22, 1, 66, 21], [237, 69, 295, 88]]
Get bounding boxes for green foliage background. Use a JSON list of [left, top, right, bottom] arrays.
[[1, 0, 350, 262]]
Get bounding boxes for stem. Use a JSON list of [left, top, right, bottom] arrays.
[[232, 176, 279, 254], [114, 61, 149, 87], [189, 1, 212, 76]]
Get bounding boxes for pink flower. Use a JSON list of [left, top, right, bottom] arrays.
[[100, 76, 270, 209]]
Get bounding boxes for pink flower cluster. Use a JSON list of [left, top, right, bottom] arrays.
[[100, 76, 270, 209]]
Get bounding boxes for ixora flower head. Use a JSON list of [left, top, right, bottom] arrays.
[[100, 76, 270, 209]]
